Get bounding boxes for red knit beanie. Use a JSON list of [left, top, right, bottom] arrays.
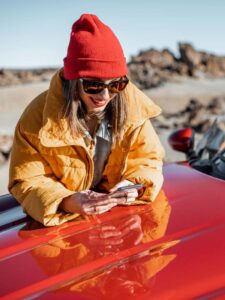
[[63, 14, 128, 79]]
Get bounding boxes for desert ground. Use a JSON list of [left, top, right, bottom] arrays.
[[1, 76, 225, 195]]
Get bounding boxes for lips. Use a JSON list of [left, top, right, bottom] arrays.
[[90, 97, 109, 107]]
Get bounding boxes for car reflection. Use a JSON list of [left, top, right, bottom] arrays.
[[19, 191, 179, 299]]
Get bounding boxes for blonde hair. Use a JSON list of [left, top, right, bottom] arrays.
[[61, 79, 128, 141]]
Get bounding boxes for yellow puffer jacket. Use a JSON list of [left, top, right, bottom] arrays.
[[8, 70, 165, 226]]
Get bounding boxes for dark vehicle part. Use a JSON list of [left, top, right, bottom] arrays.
[[168, 127, 195, 157], [211, 148, 225, 180], [195, 120, 225, 160], [168, 120, 225, 180]]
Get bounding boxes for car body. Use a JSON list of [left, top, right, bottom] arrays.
[[1, 161, 225, 299]]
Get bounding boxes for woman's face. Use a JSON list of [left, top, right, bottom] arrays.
[[78, 78, 119, 112]]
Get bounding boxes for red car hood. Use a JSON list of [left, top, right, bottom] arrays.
[[0, 163, 225, 300]]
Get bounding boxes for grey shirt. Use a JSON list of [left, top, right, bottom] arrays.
[[92, 118, 112, 187], [83, 113, 112, 188]]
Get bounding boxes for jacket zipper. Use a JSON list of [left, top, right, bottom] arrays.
[[120, 123, 144, 177], [83, 140, 95, 190], [73, 142, 94, 191], [85, 152, 94, 189]]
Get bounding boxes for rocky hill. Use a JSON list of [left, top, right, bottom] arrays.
[[128, 42, 225, 89], [1, 43, 225, 88], [0, 68, 57, 86]]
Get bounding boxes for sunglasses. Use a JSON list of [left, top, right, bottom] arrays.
[[80, 77, 129, 94]]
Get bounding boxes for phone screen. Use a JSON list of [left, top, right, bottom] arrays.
[[117, 184, 144, 191]]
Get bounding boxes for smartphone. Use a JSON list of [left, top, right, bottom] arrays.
[[117, 184, 144, 191]]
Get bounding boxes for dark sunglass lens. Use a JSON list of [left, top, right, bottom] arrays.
[[82, 81, 104, 94], [109, 80, 128, 93]]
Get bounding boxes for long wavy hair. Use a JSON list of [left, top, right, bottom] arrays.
[[61, 79, 128, 142]]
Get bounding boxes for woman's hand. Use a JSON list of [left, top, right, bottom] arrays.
[[60, 180, 139, 216], [60, 190, 118, 215], [109, 179, 139, 205]]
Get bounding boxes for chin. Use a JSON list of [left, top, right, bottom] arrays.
[[90, 106, 107, 112]]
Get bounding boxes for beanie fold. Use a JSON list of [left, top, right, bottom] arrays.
[[64, 57, 128, 79]]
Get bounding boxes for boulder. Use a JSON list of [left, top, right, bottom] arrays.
[[178, 43, 202, 76], [179, 43, 202, 67]]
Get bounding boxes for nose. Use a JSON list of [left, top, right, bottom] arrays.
[[98, 87, 110, 99]]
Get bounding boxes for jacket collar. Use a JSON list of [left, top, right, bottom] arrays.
[[39, 69, 85, 147], [39, 69, 161, 148], [123, 81, 161, 128]]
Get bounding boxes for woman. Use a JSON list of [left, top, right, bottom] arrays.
[[9, 14, 165, 226]]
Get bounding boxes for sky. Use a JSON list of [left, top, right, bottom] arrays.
[[0, 0, 225, 68]]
